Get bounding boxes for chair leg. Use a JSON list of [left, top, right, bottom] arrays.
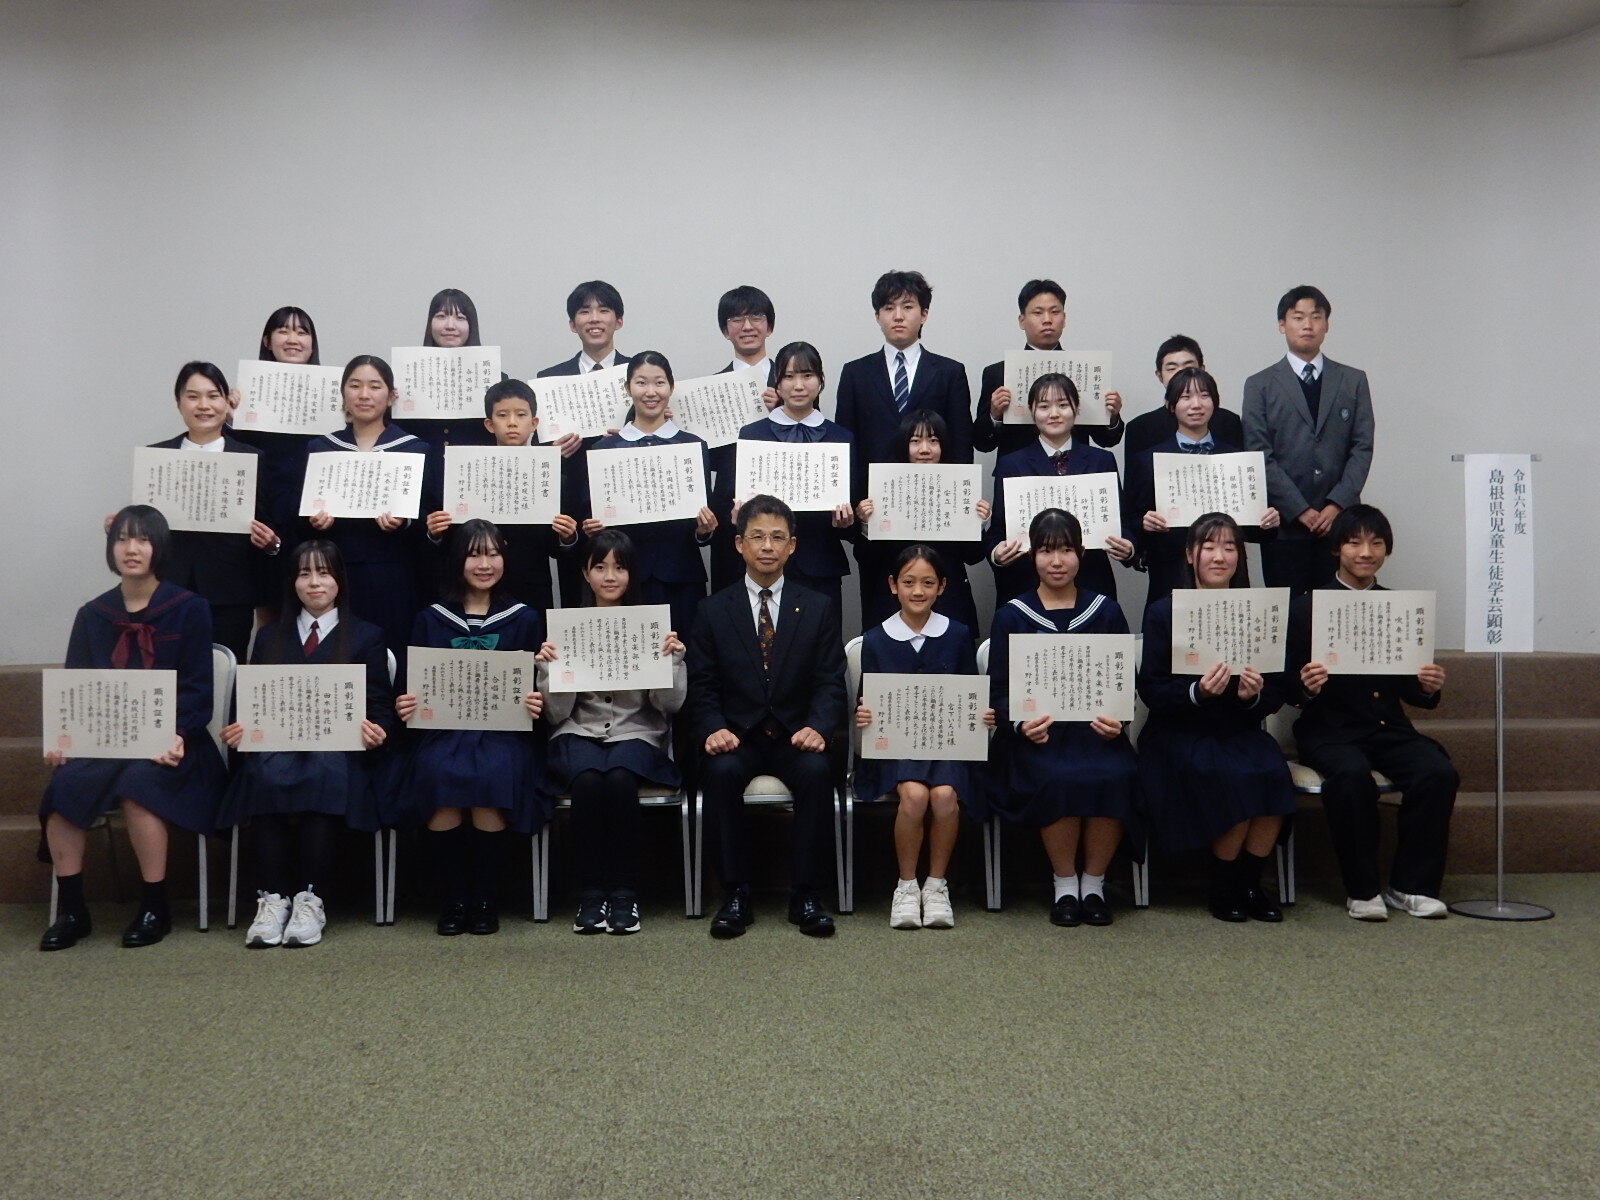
[[226, 826, 240, 929], [1132, 854, 1150, 909], [1278, 825, 1297, 905], [384, 830, 398, 925], [49, 873, 58, 926], [983, 817, 1002, 911], [532, 827, 550, 923], [372, 832, 384, 925], [679, 797, 694, 918], [197, 834, 210, 932], [691, 790, 704, 919], [836, 790, 853, 914]]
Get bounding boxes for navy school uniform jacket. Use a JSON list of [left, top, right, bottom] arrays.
[[835, 347, 973, 499], [148, 433, 276, 608], [974, 355, 1125, 456], [716, 416, 857, 582]]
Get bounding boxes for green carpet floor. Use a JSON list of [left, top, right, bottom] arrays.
[[2, 875, 1596, 1200]]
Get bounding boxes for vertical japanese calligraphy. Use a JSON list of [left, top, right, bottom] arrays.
[[131, 447, 256, 534], [298, 453, 424, 519], [587, 444, 708, 525], [545, 604, 673, 692], [233, 360, 345, 434], [532, 366, 630, 441], [1312, 591, 1436, 675], [866, 464, 983, 541], [391, 346, 504, 420], [735, 440, 852, 511], [444, 445, 563, 524], [1004, 473, 1121, 550], [42, 669, 177, 758], [1463, 454, 1534, 653], [666, 366, 769, 448], [1153, 451, 1268, 525], [235, 664, 366, 751], [405, 647, 539, 730], [1171, 588, 1291, 673], [1001, 350, 1113, 425], [861, 673, 990, 761], [1008, 634, 1136, 721]]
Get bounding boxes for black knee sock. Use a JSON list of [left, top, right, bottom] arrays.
[[56, 872, 87, 918], [601, 768, 642, 894], [468, 827, 504, 906], [140, 879, 169, 920], [425, 827, 469, 907], [1239, 850, 1268, 892], [297, 812, 342, 896], [569, 771, 608, 894]]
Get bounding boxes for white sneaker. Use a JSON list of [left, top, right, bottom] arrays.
[[246, 892, 291, 948], [921, 880, 955, 929], [889, 880, 922, 929], [1346, 895, 1389, 921], [283, 889, 327, 947], [1383, 887, 1448, 918]]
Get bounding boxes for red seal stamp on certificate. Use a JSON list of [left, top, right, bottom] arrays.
[[873, 735, 889, 752], [560, 670, 576, 686], [249, 729, 264, 744], [1325, 652, 1339, 666], [1184, 652, 1200, 668], [56, 735, 72, 752], [420, 708, 434, 722], [1022, 697, 1037, 714], [878, 520, 892, 534], [454, 503, 469, 516]]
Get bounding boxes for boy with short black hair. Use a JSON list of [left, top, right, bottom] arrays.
[[710, 285, 778, 590], [537, 281, 631, 377]]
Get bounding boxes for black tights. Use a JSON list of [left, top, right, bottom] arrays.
[[569, 767, 642, 894], [253, 812, 342, 898]]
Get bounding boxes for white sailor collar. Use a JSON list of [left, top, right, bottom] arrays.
[[769, 407, 825, 428]]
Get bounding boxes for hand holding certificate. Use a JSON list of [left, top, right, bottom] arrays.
[[860, 673, 990, 761], [1312, 590, 1435, 675], [235, 664, 366, 751], [406, 647, 540, 730], [735, 440, 851, 512], [1154, 451, 1268, 526], [587, 443, 707, 526], [444, 445, 563, 524], [132, 447, 256, 534], [544, 605, 673, 692], [667, 366, 768, 448], [43, 669, 177, 759], [233, 360, 344, 434], [533, 366, 630, 441], [392, 347, 503, 421], [865, 464, 982, 541], [1008, 635, 1136, 722], [1002, 351, 1114, 425], [300, 453, 425, 519], [1170, 588, 1290, 674]]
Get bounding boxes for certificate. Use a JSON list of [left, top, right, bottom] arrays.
[[734, 440, 851, 512], [1170, 588, 1291, 674], [235, 664, 366, 751], [1313, 590, 1436, 675], [406, 647, 538, 731], [668, 365, 768, 448], [1463, 455, 1534, 653], [545, 604, 673, 692], [587, 443, 707, 526], [866, 464, 983, 542], [299, 452, 424, 519], [233, 360, 345, 435], [1007, 634, 1136, 722], [1001, 351, 1113, 425], [444, 445, 563, 524], [132, 447, 256, 534], [533, 366, 630, 441], [392, 346, 503, 421], [42, 669, 176, 759], [1003, 472, 1121, 550], [1153, 451, 1268, 526], [861, 673, 990, 762]]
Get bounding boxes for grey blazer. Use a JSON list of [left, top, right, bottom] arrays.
[[1241, 356, 1374, 532]]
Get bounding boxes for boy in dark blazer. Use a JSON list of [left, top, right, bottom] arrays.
[[974, 278, 1125, 457], [1123, 334, 1245, 458], [1242, 286, 1375, 592], [1289, 505, 1457, 920], [690, 495, 847, 938]]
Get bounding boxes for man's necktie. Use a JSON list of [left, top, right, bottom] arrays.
[[757, 589, 775, 673], [893, 351, 910, 412], [1301, 363, 1316, 385], [303, 619, 319, 656], [591, 360, 604, 372]]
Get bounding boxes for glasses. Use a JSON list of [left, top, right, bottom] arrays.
[[726, 315, 768, 328], [740, 532, 791, 546]]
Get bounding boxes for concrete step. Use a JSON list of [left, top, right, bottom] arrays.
[[1431, 651, 1600, 720], [0, 665, 45, 740], [1416, 717, 1600, 792]]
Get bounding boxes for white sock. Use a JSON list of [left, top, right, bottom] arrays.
[[923, 876, 946, 891], [897, 877, 918, 890], [1053, 874, 1079, 901], [1080, 872, 1106, 900]]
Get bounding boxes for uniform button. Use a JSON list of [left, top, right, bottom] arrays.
[[1313, 467, 1323, 476], [605, 696, 612, 703], [604, 721, 611, 728], [1372, 691, 1381, 699]]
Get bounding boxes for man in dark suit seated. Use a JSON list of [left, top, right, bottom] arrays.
[[1123, 334, 1245, 458], [1242, 285, 1375, 593], [1289, 505, 1458, 921], [690, 494, 847, 938]]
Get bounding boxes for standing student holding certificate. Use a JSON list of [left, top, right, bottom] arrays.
[[987, 509, 1137, 928], [1288, 505, 1457, 921], [852, 409, 990, 634], [709, 286, 779, 592], [583, 352, 717, 637], [987, 373, 1135, 607], [1123, 367, 1280, 604], [217, 540, 397, 948], [1136, 514, 1296, 923], [395, 520, 547, 936], [39, 506, 225, 951], [973, 278, 1124, 457], [305, 355, 438, 669], [147, 360, 281, 659], [853, 545, 993, 930], [537, 531, 687, 935], [404, 287, 499, 455], [1123, 335, 1245, 459], [721, 341, 857, 614]]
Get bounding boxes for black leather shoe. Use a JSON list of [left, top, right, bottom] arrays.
[[787, 893, 836, 937], [40, 910, 91, 951], [1209, 892, 1249, 922], [709, 889, 752, 939], [1244, 888, 1284, 923], [436, 903, 469, 936], [467, 901, 500, 935], [1049, 894, 1081, 927], [121, 909, 171, 948], [1080, 893, 1113, 927]]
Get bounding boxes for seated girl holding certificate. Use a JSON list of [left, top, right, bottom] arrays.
[[1123, 368, 1280, 604], [852, 545, 993, 931], [1135, 514, 1295, 923], [394, 520, 547, 936], [986, 373, 1134, 607], [39, 506, 225, 952], [852, 410, 990, 636], [719, 341, 857, 614], [536, 530, 687, 936], [987, 508, 1137, 928], [305, 355, 439, 671], [583, 352, 716, 637], [216, 540, 397, 949]]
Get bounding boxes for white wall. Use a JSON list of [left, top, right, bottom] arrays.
[[2, 0, 1596, 662]]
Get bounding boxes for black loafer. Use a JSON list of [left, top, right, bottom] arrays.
[[436, 903, 469, 936], [709, 889, 753, 939], [1080, 893, 1113, 927], [467, 901, 499, 935], [1244, 888, 1284, 923], [787, 893, 836, 937], [1049, 894, 1081, 927], [40, 910, 91, 951], [121, 909, 171, 948], [1209, 894, 1249, 923]]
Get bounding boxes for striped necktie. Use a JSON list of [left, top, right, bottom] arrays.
[[893, 351, 910, 411]]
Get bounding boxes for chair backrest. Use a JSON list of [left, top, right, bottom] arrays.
[[386, 649, 397, 687], [1264, 705, 1298, 755], [209, 643, 237, 757], [976, 638, 989, 675], [844, 635, 864, 762]]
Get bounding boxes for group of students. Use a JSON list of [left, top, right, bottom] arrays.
[[35, 273, 1458, 951]]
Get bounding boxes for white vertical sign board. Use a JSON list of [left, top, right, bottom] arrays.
[[1463, 454, 1534, 653]]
